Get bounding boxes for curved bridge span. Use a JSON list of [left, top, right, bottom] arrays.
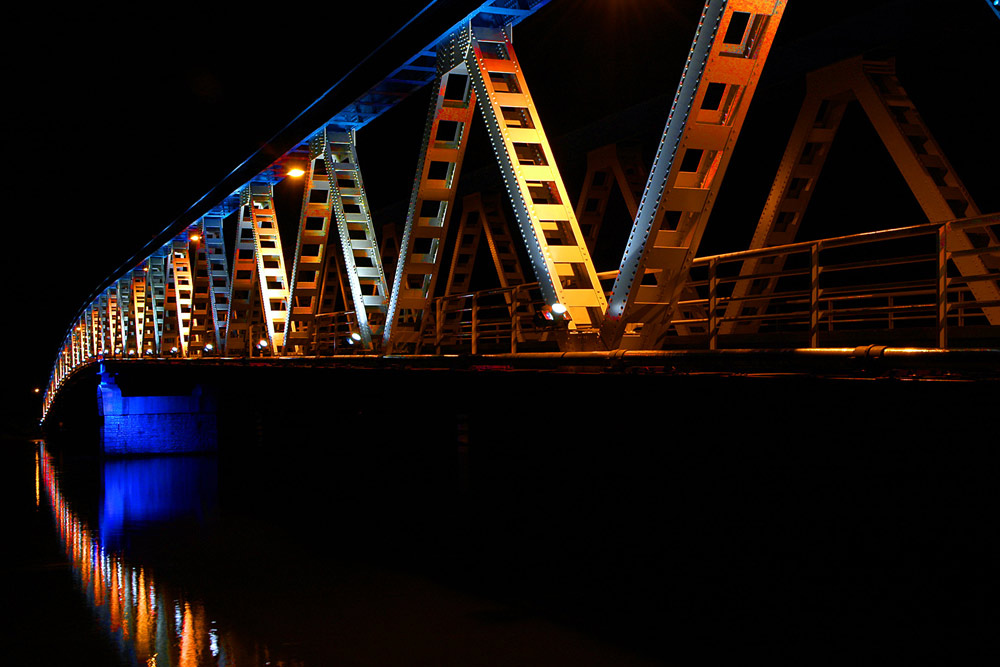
[[43, 1, 1000, 421]]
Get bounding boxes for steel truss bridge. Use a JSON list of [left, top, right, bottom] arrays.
[[42, 0, 1000, 419]]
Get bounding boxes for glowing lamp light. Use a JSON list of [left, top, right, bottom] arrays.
[[33, 388, 40, 394], [127, 349, 135, 356], [170, 346, 179, 354], [287, 168, 305, 177], [551, 303, 568, 315], [204, 343, 214, 351], [258, 339, 268, 348], [189, 234, 201, 242], [350, 332, 362, 342]]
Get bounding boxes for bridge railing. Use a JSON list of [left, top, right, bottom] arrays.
[[674, 214, 999, 349], [414, 214, 998, 354], [425, 284, 554, 354]]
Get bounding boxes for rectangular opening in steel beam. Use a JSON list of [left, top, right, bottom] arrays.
[[444, 73, 469, 101]]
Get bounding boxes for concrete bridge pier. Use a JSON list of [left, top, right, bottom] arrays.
[[97, 364, 217, 455]]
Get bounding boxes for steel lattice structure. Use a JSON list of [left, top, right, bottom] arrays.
[[42, 0, 1000, 420]]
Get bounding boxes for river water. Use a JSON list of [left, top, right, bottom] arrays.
[[8, 373, 997, 664]]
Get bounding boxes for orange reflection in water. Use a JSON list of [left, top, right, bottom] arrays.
[[37, 444, 298, 666]]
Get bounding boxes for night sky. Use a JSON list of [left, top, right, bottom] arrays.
[[5, 1, 997, 433]]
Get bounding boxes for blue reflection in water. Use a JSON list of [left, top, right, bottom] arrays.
[[100, 456, 218, 550]]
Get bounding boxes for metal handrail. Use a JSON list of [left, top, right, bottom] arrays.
[[418, 214, 998, 352]]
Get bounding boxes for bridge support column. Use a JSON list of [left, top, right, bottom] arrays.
[[97, 366, 217, 455]]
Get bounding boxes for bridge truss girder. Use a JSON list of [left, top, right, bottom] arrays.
[[384, 44, 478, 354], [575, 144, 648, 256], [723, 55, 1000, 333], [322, 129, 390, 350], [468, 23, 608, 343], [602, 0, 787, 351], [115, 275, 134, 355], [200, 215, 229, 352], [245, 184, 292, 355], [145, 247, 167, 354], [285, 135, 339, 355]]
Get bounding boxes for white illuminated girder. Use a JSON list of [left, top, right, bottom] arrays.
[[80, 312, 91, 364], [284, 136, 339, 355], [146, 249, 167, 353], [116, 277, 134, 355], [384, 56, 477, 353], [169, 235, 195, 356], [323, 129, 389, 349], [467, 24, 608, 341], [58, 343, 67, 382], [201, 215, 230, 352], [108, 291, 121, 354], [131, 266, 147, 354], [89, 303, 100, 358], [246, 184, 291, 355], [603, 0, 787, 350], [70, 322, 80, 370]]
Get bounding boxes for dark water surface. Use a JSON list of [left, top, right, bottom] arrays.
[[8, 374, 997, 664]]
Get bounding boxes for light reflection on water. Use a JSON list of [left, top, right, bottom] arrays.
[[99, 456, 218, 552], [39, 444, 296, 667]]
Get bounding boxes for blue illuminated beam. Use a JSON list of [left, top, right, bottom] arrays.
[[68, 1, 552, 338]]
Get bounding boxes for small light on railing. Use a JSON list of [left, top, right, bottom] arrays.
[[170, 346, 179, 354], [351, 332, 362, 342], [127, 349, 135, 356], [145, 349, 153, 356], [287, 168, 305, 177], [204, 343, 214, 352]]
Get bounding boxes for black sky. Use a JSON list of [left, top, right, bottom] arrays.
[[5, 1, 998, 431]]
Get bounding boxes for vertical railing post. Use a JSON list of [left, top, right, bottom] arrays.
[[510, 287, 519, 354], [810, 243, 820, 348], [435, 298, 444, 355], [471, 293, 479, 356], [936, 224, 948, 348], [708, 258, 718, 350]]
